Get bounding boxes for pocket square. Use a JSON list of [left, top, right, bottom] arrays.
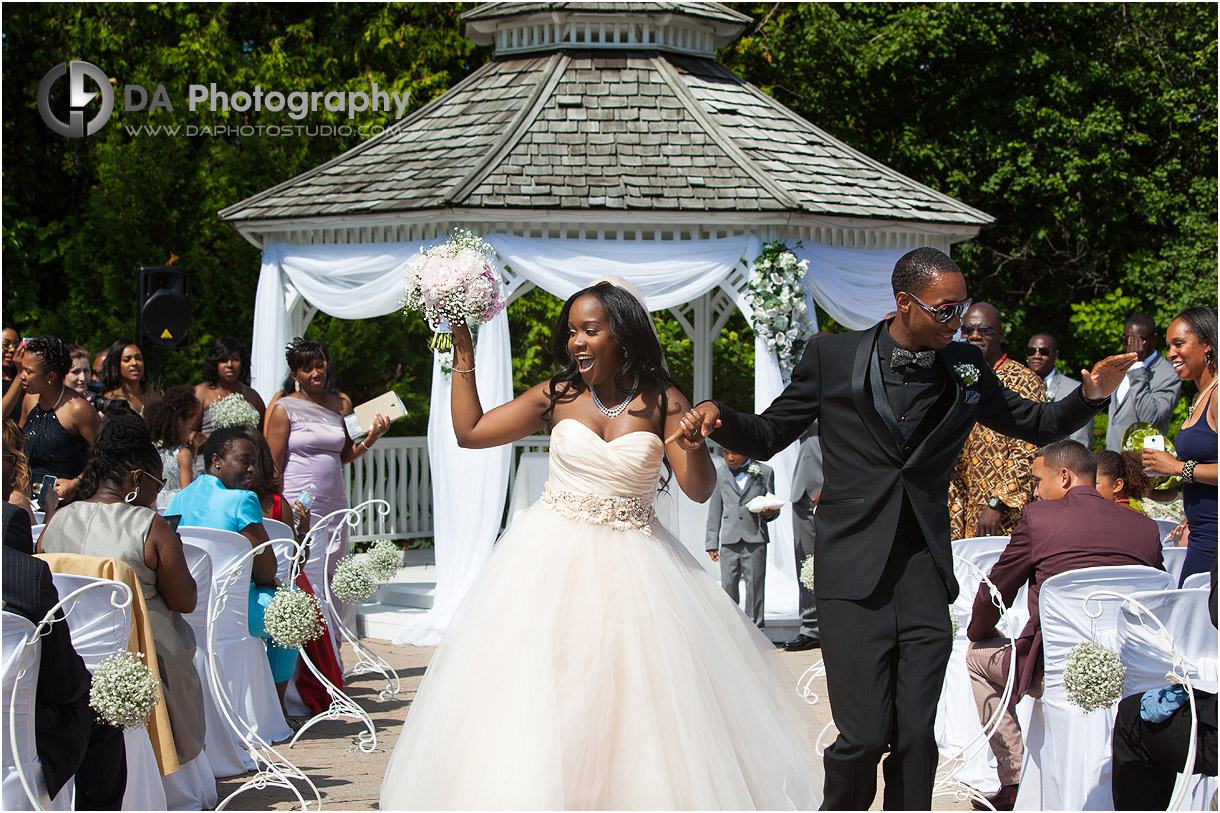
[[964, 391, 980, 405]]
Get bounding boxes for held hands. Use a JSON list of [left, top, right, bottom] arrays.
[[665, 402, 722, 451], [1080, 352, 1138, 400]]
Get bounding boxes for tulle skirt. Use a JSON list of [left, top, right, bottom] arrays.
[[380, 503, 823, 810]]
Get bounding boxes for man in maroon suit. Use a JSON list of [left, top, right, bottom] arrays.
[[965, 439, 1164, 810]]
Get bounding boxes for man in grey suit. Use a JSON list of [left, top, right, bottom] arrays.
[[706, 447, 779, 627], [1026, 333, 1094, 448], [1104, 313, 1181, 450], [786, 420, 823, 650]]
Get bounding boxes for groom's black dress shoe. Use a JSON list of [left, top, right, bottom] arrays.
[[972, 783, 1018, 811], [783, 634, 820, 652]]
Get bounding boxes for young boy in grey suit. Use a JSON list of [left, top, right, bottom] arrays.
[[706, 447, 780, 627]]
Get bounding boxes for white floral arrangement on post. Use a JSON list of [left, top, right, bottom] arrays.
[[331, 555, 377, 604], [747, 241, 812, 379], [364, 539, 403, 583], [90, 651, 160, 730], [1063, 641, 1126, 712], [401, 228, 507, 350], [262, 585, 326, 650], [207, 392, 260, 429], [799, 554, 815, 593], [949, 607, 960, 638]]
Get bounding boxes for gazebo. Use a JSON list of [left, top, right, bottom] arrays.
[[220, 1, 992, 645]]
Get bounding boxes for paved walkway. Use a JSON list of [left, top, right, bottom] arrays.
[[217, 639, 973, 811]]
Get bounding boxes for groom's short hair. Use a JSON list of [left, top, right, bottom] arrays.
[[891, 247, 962, 296]]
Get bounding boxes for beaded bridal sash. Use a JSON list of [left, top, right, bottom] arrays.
[[539, 485, 655, 533]]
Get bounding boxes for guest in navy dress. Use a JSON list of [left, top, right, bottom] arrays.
[[1144, 306, 1217, 585]]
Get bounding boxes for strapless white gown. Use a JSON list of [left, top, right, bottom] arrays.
[[380, 419, 823, 810]]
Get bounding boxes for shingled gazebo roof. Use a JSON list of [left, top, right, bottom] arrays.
[[220, 2, 992, 243]]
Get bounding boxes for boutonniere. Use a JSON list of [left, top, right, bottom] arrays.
[[953, 363, 979, 387], [747, 463, 762, 478]]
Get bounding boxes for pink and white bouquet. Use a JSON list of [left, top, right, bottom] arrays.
[[401, 228, 506, 350]]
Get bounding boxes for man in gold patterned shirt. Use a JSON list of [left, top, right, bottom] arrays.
[[949, 303, 1047, 538]]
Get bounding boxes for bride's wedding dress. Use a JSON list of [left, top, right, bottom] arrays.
[[380, 419, 823, 810]]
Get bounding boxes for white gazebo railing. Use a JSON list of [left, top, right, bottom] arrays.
[[344, 435, 551, 543]]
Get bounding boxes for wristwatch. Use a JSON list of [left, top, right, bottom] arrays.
[[986, 497, 1006, 511]]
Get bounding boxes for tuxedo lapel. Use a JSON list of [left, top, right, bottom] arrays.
[[851, 325, 903, 463]]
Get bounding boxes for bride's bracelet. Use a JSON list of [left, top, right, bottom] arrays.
[[451, 365, 475, 374]]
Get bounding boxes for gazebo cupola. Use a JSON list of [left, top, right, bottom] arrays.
[[462, 2, 750, 58]]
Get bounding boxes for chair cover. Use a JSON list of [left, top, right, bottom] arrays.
[[160, 750, 218, 811], [28, 525, 44, 544], [2, 611, 71, 811], [1181, 572, 1211, 591], [1117, 588, 1219, 810], [1162, 546, 1189, 584], [178, 526, 292, 746], [936, 536, 1014, 793], [1015, 565, 1175, 810], [36, 553, 181, 776], [48, 572, 171, 812], [180, 541, 253, 777]]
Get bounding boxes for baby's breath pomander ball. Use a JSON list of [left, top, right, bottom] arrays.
[[799, 555, 815, 593], [365, 539, 403, 583], [331, 556, 377, 604], [208, 393, 260, 429], [90, 651, 160, 730], [1063, 641, 1126, 713], [262, 586, 326, 649]]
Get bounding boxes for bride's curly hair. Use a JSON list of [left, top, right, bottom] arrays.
[[542, 282, 678, 428]]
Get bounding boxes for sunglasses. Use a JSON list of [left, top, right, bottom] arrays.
[[960, 325, 996, 337], [140, 469, 168, 494], [906, 293, 973, 324], [1026, 347, 1054, 357]]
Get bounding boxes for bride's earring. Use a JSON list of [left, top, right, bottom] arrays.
[[124, 486, 140, 504]]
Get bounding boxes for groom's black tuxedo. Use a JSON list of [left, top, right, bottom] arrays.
[[711, 321, 1102, 810]]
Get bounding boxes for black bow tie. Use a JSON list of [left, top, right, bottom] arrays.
[[890, 348, 936, 370]]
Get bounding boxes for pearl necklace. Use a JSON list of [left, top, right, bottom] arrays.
[[590, 373, 639, 418]]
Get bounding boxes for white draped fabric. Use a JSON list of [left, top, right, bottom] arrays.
[[250, 232, 904, 640]]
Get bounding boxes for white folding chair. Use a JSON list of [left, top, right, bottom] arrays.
[[179, 541, 253, 779], [934, 536, 1027, 804], [1116, 588, 1218, 810], [1014, 565, 1175, 811], [2, 611, 72, 811], [50, 573, 172, 812], [177, 526, 292, 747], [1162, 547, 1189, 585], [1181, 572, 1211, 591]]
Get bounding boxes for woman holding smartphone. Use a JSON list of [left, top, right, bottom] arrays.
[[1143, 306, 1218, 585], [19, 335, 99, 502]]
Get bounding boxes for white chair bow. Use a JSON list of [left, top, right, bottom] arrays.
[[2, 611, 71, 811], [1015, 565, 1175, 810]]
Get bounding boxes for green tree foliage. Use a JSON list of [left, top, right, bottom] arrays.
[[2, 3, 486, 417], [722, 2, 1217, 374]]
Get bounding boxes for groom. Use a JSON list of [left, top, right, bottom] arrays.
[[670, 247, 1135, 809]]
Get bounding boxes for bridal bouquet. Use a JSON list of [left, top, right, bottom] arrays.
[[208, 393, 260, 429], [262, 586, 326, 649], [90, 651, 160, 730], [401, 228, 506, 350]]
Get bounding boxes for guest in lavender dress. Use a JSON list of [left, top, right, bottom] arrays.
[[264, 338, 388, 660]]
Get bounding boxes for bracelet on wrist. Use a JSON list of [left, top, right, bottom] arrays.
[[451, 365, 475, 374], [1181, 459, 1197, 484]]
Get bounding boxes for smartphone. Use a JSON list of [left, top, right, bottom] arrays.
[[36, 474, 57, 507], [164, 514, 182, 532], [1143, 435, 1165, 452]]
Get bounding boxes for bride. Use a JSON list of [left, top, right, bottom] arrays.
[[380, 281, 823, 810]]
